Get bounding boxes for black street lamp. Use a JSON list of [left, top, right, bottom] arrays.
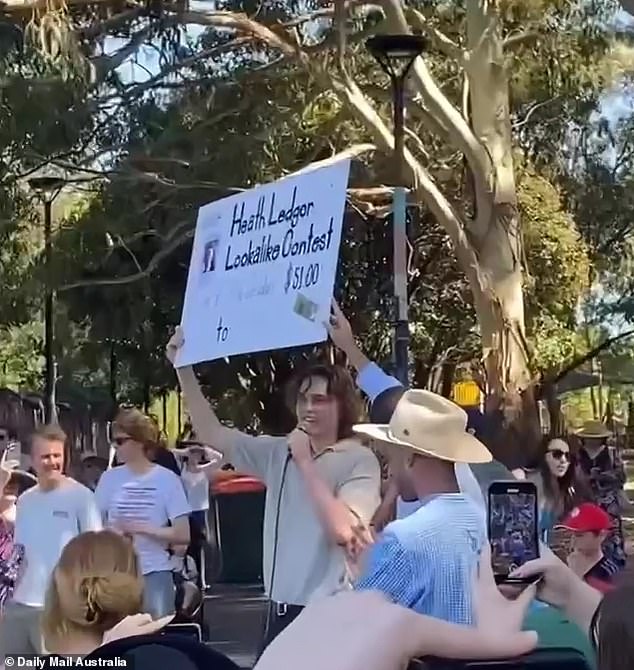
[[366, 34, 427, 387], [28, 174, 65, 424]]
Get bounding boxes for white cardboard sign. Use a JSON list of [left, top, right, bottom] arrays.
[[176, 160, 350, 367]]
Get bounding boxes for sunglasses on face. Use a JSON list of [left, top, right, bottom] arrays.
[[548, 449, 570, 461]]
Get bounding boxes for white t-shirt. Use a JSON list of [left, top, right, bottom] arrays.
[[95, 465, 191, 575], [13, 479, 103, 607], [180, 468, 209, 512]]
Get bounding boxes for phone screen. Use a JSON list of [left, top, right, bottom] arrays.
[[488, 483, 539, 578]]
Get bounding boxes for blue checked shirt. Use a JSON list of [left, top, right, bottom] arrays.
[[355, 494, 486, 624]]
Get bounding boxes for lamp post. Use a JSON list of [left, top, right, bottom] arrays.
[[28, 175, 64, 424], [366, 34, 427, 386]]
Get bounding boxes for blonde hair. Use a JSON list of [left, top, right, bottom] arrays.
[[42, 531, 143, 651], [113, 408, 160, 452]]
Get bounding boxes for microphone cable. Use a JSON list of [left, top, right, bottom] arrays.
[[261, 449, 292, 649]]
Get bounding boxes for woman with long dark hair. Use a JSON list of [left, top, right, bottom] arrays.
[[524, 436, 584, 543]]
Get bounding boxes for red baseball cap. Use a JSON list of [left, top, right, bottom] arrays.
[[557, 503, 611, 533]]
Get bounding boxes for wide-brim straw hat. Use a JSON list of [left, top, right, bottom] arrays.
[[1, 458, 37, 492], [353, 389, 492, 464], [576, 420, 611, 440]]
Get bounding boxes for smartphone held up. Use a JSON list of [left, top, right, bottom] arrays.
[[487, 481, 540, 585]]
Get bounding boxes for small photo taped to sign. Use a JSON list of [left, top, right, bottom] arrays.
[[293, 293, 318, 321]]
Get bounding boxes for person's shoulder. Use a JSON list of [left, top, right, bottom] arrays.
[[370, 525, 407, 555], [16, 484, 41, 505], [152, 463, 186, 485], [379, 520, 424, 560], [430, 492, 477, 509], [63, 478, 97, 499], [409, 495, 483, 532], [259, 434, 289, 450], [336, 439, 380, 467], [97, 465, 123, 484], [250, 434, 291, 463]]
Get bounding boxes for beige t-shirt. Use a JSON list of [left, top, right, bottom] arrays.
[[224, 430, 381, 606]]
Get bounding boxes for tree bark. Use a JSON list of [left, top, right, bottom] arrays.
[[465, 1, 531, 400], [461, 2, 538, 465]]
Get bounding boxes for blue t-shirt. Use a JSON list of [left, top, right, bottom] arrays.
[[355, 493, 486, 624]]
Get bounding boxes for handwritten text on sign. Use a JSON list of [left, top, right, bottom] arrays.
[[176, 160, 350, 366]]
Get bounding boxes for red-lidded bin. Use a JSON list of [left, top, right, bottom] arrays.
[[208, 472, 266, 584]]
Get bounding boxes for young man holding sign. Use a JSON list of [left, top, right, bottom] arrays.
[[166, 327, 381, 652]]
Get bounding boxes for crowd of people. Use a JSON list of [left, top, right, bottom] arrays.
[[0, 300, 629, 670]]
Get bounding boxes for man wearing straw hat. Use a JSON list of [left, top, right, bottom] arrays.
[[326, 300, 515, 529], [352, 389, 493, 625], [576, 420, 627, 569]]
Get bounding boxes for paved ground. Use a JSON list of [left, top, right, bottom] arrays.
[[205, 453, 634, 668], [204, 584, 266, 669]]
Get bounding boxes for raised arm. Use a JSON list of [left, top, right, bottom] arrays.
[[166, 328, 274, 480], [166, 330, 234, 451], [184, 448, 223, 481], [327, 300, 402, 404]]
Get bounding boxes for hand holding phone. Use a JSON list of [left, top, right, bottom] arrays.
[[488, 481, 540, 585]]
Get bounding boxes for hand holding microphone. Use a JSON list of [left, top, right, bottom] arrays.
[[288, 423, 374, 574], [288, 423, 313, 465]]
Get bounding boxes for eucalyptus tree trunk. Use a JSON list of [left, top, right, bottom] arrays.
[[461, 2, 538, 463]]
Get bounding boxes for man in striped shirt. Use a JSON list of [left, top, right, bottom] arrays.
[[352, 389, 492, 625]]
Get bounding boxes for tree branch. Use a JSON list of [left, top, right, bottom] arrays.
[[57, 223, 195, 293], [91, 25, 153, 80], [56, 148, 377, 294], [512, 98, 559, 131], [406, 7, 462, 61], [79, 7, 144, 40], [503, 30, 539, 49], [176, 10, 309, 64], [1, 0, 132, 16], [545, 330, 634, 388], [374, 0, 492, 199], [326, 43, 483, 293]]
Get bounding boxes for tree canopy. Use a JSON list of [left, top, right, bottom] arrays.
[[0, 0, 633, 443]]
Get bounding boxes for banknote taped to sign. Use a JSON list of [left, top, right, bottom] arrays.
[[176, 160, 350, 366]]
